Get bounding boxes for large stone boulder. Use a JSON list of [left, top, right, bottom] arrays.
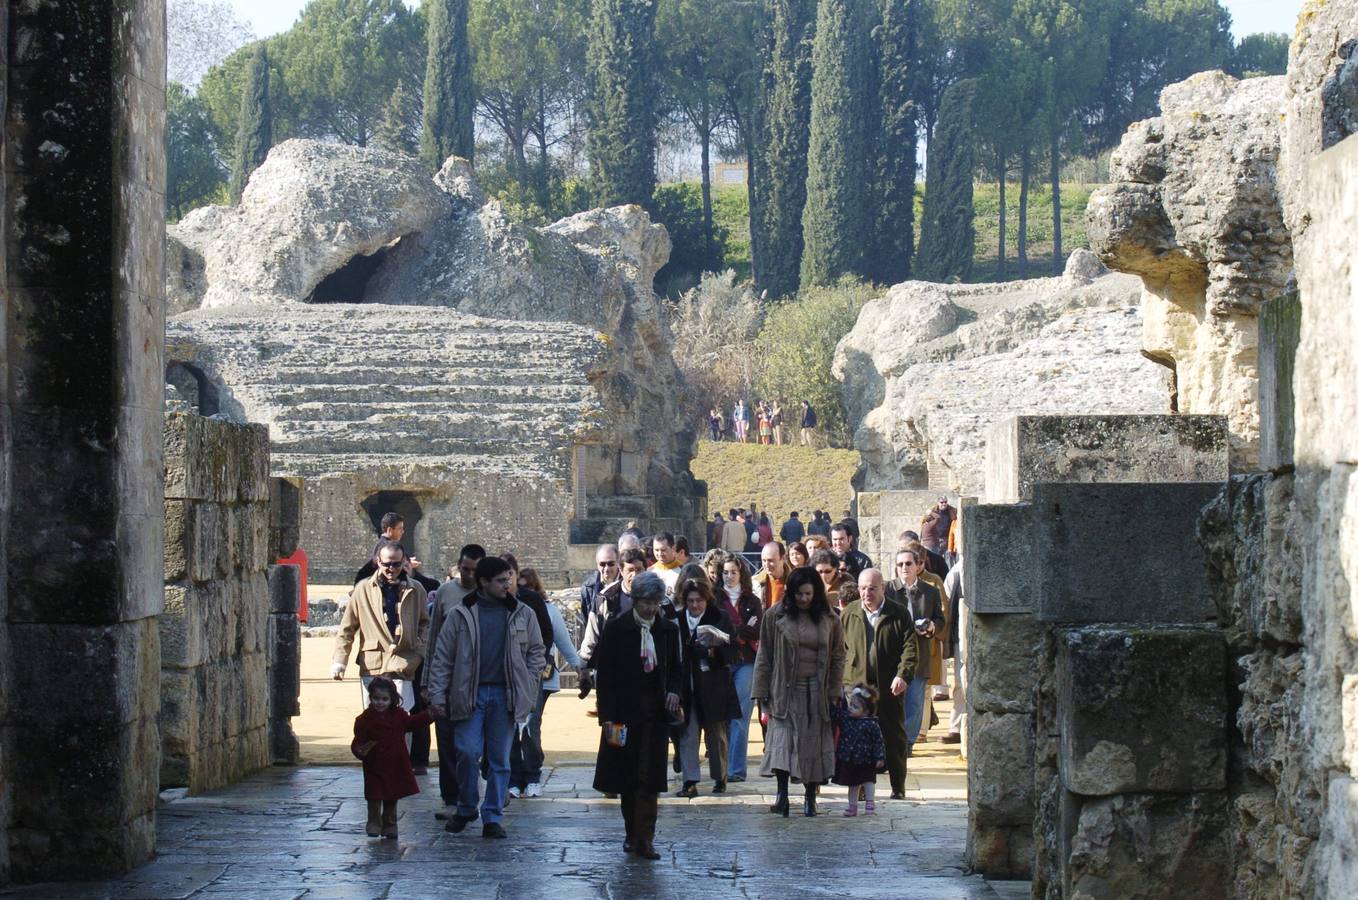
[[1087, 72, 1291, 468], [169, 140, 451, 310], [833, 250, 1169, 494]]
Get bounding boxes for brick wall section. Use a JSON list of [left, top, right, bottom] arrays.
[[161, 414, 272, 793]]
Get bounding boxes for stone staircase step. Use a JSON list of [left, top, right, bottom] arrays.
[[273, 399, 596, 424]]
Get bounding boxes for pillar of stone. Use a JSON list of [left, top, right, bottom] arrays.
[[2, 0, 167, 880], [963, 415, 1230, 881]]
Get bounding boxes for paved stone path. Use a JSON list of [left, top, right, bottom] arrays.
[[5, 765, 1026, 899]]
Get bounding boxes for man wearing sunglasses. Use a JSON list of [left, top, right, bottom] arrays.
[[332, 540, 431, 719]]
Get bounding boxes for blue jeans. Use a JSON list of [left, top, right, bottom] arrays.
[[903, 677, 927, 746], [454, 684, 513, 824], [727, 662, 755, 778]]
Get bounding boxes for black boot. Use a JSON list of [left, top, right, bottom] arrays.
[[770, 771, 790, 817], [803, 783, 818, 817]]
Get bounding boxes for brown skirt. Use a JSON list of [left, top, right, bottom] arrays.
[[759, 676, 835, 784]]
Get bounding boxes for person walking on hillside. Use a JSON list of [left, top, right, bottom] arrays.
[[841, 569, 917, 800], [733, 400, 750, 443], [779, 511, 805, 544], [799, 400, 818, 446], [752, 566, 845, 817], [592, 572, 682, 860], [757, 402, 773, 445], [770, 400, 785, 445], [707, 407, 721, 442]]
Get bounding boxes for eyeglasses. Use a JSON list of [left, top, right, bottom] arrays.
[[379, 560, 404, 569], [897, 560, 916, 567], [598, 560, 619, 569]]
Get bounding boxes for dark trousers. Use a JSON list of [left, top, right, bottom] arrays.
[[435, 718, 459, 806], [880, 692, 910, 795], [510, 689, 550, 788], [621, 713, 661, 842], [410, 663, 430, 767]]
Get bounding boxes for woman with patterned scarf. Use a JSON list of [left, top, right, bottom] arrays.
[[591, 572, 682, 860]]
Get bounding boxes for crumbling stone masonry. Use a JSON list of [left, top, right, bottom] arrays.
[[962, 415, 1229, 881], [268, 478, 304, 765], [160, 414, 272, 793]]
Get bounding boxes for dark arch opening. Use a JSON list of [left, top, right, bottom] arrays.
[[305, 239, 401, 303], [166, 361, 220, 416], [361, 490, 424, 559]]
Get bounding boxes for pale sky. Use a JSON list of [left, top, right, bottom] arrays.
[[227, 0, 1304, 41]]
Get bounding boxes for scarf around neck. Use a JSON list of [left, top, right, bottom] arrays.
[[634, 609, 657, 672]]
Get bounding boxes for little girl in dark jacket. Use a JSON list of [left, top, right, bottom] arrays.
[[831, 684, 887, 816], [352, 676, 433, 839]]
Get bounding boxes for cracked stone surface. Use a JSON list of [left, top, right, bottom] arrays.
[[4, 766, 1026, 899]]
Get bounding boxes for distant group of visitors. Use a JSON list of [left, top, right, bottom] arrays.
[[708, 399, 818, 446], [329, 495, 966, 859]]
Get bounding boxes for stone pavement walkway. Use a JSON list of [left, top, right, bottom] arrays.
[[4, 765, 1026, 899]]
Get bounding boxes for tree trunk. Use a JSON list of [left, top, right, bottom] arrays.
[[997, 153, 1007, 282], [1017, 142, 1030, 277], [535, 85, 551, 209], [1050, 124, 1062, 274], [700, 102, 714, 269]]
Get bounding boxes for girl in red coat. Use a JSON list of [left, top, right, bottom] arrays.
[[352, 676, 432, 838]]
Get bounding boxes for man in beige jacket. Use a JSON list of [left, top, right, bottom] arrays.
[[332, 540, 430, 715]]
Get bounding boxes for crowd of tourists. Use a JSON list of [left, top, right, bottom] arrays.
[[330, 497, 965, 861], [707, 399, 819, 446]]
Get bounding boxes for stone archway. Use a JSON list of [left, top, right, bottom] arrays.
[[166, 361, 221, 417]]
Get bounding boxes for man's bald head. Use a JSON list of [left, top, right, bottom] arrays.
[[617, 533, 642, 553], [858, 568, 885, 611]]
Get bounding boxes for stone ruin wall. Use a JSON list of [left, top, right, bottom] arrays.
[[166, 142, 705, 584], [1083, 2, 1358, 895], [833, 251, 1172, 497], [2, 0, 169, 880]]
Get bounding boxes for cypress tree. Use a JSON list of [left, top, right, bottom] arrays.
[[800, 0, 871, 288], [866, 0, 918, 286], [917, 78, 978, 283], [230, 42, 272, 203], [421, 0, 474, 169], [757, 0, 816, 299], [375, 80, 419, 157], [586, 0, 658, 208]]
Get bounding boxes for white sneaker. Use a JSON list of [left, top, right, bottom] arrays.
[[525, 783, 542, 798], [508, 786, 522, 799]]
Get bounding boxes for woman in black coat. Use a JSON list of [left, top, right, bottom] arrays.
[[592, 571, 682, 860], [674, 577, 744, 797]]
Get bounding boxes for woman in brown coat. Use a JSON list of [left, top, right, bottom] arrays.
[[751, 566, 846, 817]]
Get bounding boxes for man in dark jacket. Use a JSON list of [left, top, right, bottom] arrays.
[[831, 522, 874, 580], [578, 543, 619, 639], [779, 511, 805, 544], [673, 580, 742, 796], [842, 568, 918, 799]]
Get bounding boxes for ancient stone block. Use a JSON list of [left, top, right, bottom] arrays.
[[961, 503, 1035, 614], [9, 620, 160, 729], [984, 415, 1229, 504], [1034, 482, 1223, 623], [966, 611, 1046, 715], [268, 563, 302, 615], [188, 501, 217, 582], [269, 613, 302, 719], [1056, 626, 1227, 795], [1062, 791, 1231, 899], [1258, 289, 1300, 471], [270, 717, 300, 765], [164, 498, 189, 582], [159, 583, 206, 670], [968, 710, 1036, 824]]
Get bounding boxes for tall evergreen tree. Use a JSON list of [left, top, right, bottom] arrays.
[[586, 0, 658, 208], [800, 0, 872, 288], [866, 0, 919, 286], [375, 79, 420, 156], [230, 42, 272, 202], [917, 77, 977, 283], [757, 0, 816, 299], [422, 0, 475, 168]]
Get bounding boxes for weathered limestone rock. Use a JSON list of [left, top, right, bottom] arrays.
[[966, 710, 1037, 878], [1063, 791, 1232, 899], [1088, 72, 1291, 469], [166, 144, 701, 582], [169, 141, 450, 310], [984, 415, 1229, 504], [1034, 482, 1222, 624], [835, 253, 1169, 493], [1057, 627, 1227, 795]]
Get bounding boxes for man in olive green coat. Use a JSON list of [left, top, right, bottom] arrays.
[[841, 568, 918, 799]]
